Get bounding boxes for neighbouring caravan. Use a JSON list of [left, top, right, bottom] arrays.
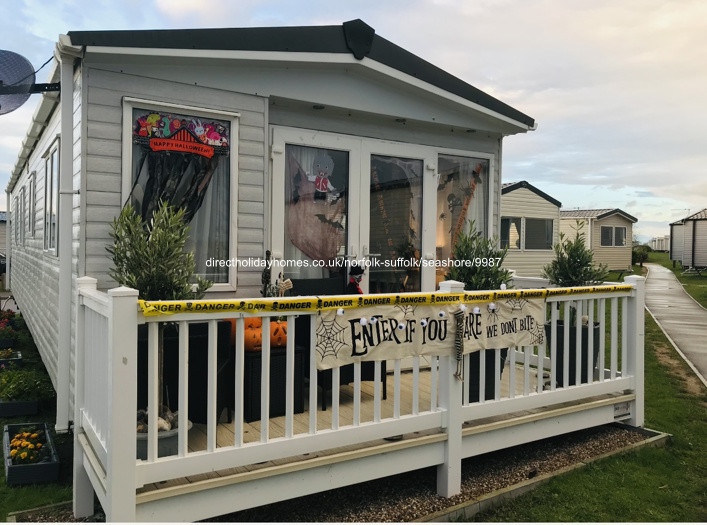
[[500, 180, 561, 277], [681, 209, 707, 270], [559, 208, 638, 271]]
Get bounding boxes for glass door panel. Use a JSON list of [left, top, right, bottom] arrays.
[[435, 155, 489, 288], [283, 144, 350, 288], [367, 154, 424, 294]]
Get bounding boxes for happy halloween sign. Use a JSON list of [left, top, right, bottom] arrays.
[[313, 297, 545, 369]]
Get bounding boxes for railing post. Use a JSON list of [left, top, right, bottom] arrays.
[[624, 275, 645, 427], [105, 286, 139, 521], [73, 277, 97, 518], [436, 280, 464, 497]]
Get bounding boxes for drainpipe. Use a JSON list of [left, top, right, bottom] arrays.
[[5, 191, 9, 291], [54, 35, 82, 433]]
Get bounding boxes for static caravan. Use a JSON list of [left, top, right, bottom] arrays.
[[4, 22, 652, 522], [670, 219, 685, 265], [500, 180, 561, 277], [6, 20, 536, 437], [681, 208, 707, 270], [559, 208, 638, 272], [650, 236, 669, 252]]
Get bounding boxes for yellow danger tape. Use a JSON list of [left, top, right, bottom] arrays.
[[137, 284, 634, 317]]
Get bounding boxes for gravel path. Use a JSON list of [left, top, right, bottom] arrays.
[[16, 424, 650, 523]]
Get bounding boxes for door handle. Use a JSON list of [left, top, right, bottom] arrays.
[[362, 245, 381, 258]]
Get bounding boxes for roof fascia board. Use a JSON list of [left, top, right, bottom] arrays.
[[83, 45, 534, 133], [501, 180, 561, 207], [596, 209, 638, 223]]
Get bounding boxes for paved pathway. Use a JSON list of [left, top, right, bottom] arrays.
[[644, 263, 707, 387]]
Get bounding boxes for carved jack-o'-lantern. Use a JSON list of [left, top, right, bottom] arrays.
[[269, 320, 288, 348]]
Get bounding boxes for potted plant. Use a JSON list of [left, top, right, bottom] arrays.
[[447, 220, 512, 402], [107, 200, 212, 457], [0, 319, 16, 349], [541, 220, 608, 386], [0, 367, 55, 417], [3, 422, 60, 485]]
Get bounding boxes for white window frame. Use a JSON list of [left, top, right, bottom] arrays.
[[501, 217, 554, 251], [28, 171, 36, 238], [19, 186, 26, 246], [121, 97, 240, 292], [43, 138, 60, 254], [600, 225, 627, 247]]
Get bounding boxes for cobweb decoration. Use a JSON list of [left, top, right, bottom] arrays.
[[395, 305, 417, 318], [529, 323, 545, 346], [506, 297, 528, 312], [315, 318, 349, 360]]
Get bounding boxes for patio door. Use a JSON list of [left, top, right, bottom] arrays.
[[359, 142, 434, 294], [271, 127, 493, 294], [272, 129, 361, 293]]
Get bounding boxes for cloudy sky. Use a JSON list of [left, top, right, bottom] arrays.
[[1, 0, 705, 241]]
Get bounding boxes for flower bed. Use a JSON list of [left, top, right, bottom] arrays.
[[0, 348, 22, 368], [0, 318, 16, 349], [3, 422, 60, 485]]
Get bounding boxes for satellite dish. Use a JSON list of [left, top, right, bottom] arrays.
[[0, 49, 60, 116]]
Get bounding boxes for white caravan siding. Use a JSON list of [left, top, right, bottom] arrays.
[[683, 220, 707, 268], [8, 70, 82, 389], [694, 221, 707, 267], [670, 223, 684, 263], [683, 221, 694, 267], [500, 187, 559, 277], [82, 67, 267, 297]]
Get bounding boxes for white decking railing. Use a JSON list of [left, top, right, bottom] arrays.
[[73, 276, 645, 522]]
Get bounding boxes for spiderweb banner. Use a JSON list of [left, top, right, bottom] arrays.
[[313, 296, 545, 370]]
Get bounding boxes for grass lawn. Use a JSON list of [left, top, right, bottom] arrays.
[[472, 256, 707, 522]]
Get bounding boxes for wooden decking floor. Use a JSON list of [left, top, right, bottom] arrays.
[[137, 364, 545, 494]]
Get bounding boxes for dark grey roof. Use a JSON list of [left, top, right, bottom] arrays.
[[501, 180, 561, 208], [67, 19, 535, 128], [683, 208, 707, 221], [560, 208, 637, 223]]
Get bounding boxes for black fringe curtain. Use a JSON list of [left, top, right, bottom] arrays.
[[131, 148, 220, 224]]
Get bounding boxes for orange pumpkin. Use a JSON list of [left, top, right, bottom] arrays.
[[233, 317, 287, 352], [269, 320, 288, 348], [245, 317, 262, 330]]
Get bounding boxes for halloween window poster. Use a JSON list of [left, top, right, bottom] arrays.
[[284, 144, 349, 280], [435, 156, 488, 287], [130, 108, 231, 282]]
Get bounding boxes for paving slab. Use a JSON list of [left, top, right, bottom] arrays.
[[644, 263, 707, 387]]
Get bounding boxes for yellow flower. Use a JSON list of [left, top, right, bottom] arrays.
[[30, 433, 39, 439], [20, 452, 28, 459], [28, 443, 35, 450], [36, 443, 42, 449], [10, 449, 17, 457]]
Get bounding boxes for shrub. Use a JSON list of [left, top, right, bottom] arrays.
[[542, 220, 608, 287], [632, 245, 649, 266], [446, 220, 511, 291]]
